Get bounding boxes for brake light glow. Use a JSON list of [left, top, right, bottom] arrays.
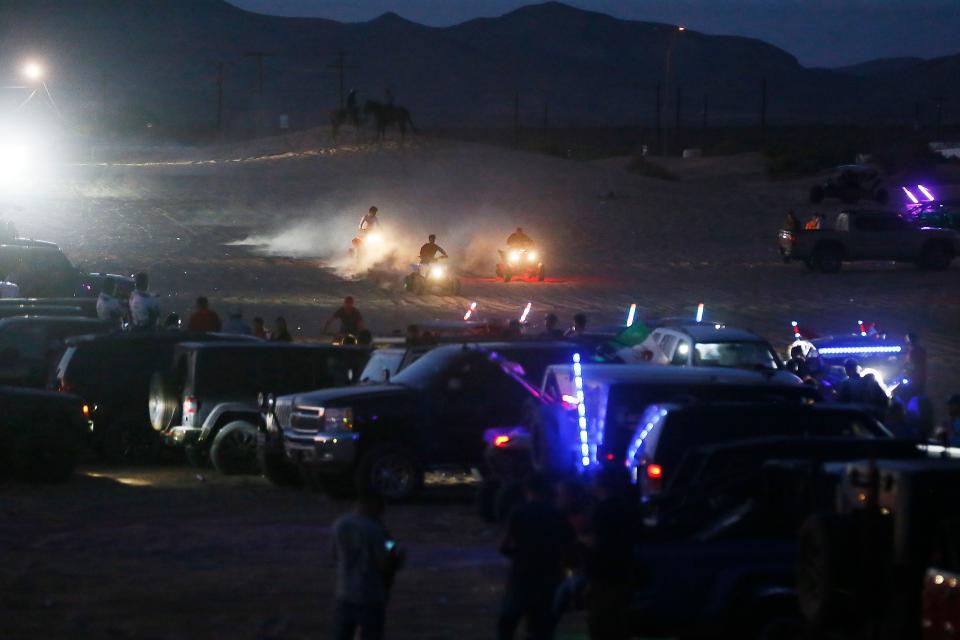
[[647, 464, 663, 479], [493, 435, 511, 447], [82, 404, 90, 417]]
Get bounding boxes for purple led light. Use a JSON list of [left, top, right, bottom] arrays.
[[902, 187, 919, 204], [917, 185, 935, 202]]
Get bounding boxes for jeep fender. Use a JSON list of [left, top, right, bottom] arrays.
[[200, 402, 262, 443]]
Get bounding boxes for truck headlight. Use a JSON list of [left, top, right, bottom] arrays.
[[324, 407, 354, 432], [509, 251, 520, 264], [527, 250, 537, 262]]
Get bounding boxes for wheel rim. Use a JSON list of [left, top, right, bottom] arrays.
[[221, 429, 257, 470], [370, 454, 414, 498]]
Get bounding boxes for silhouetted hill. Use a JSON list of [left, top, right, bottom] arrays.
[[0, 0, 955, 132], [835, 57, 925, 77]]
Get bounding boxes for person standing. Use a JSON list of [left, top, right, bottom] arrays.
[[324, 296, 365, 337], [222, 308, 253, 335], [498, 473, 574, 640], [539, 313, 564, 339], [564, 313, 587, 338], [332, 492, 404, 640], [252, 317, 267, 339], [96, 277, 125, 328], [129, 272, 161, 331], [271, 317, 292, 342], [187, 296, 221, 333]]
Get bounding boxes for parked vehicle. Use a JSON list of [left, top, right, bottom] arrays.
[[0, 297, 99, 318], [0, 385, 86, 482], [632, 323, 785, 371], [625, 403, 891, 501], [809, 164, 888, 205], [905, 198, 960, 232], [275, 341, 579, 499], [0, 316, 112, 388], [149, 342, 369, 475], [56, 331, 257, 463], [779, 210, 960, 272]]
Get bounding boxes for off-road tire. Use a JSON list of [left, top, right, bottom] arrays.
[[210, 420, 260, 475], [813, 244, 843, 273], [184, 444, 209, 469], [100, 416, 161, 464], [148, 371, 181, 432], [355, 445, 424, 501]]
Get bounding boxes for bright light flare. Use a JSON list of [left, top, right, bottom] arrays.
[[696, 303, 704, 323], [493, 435, 511, 447], [364, 230, 384, 245], [917, 184, 935, 202], [902, 187, 919, 204], [22, 60, 44, 82], [508, 250, 520, 264], [429, 265, 445, 279], [463, 301, 477, 321], [626, 303, 637, 328], [527, 250, 537, 262]]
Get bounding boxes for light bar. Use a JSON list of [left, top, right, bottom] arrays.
[[463, 301, 477, 321], [902, 187, 919, 204], [519, 302, 532, 324], [696, 303, 704, 323], [626, 303, 637, 328], [918, 184, 935, 202], [817, 345, 902, 355], [573, 353, 590, 467]]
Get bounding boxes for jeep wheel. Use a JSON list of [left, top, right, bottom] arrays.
[[148, 372, 181, 432], [356, 446, 423, 500], [211, 421, 260, 475], [184, 444, 209, 469], [920, 242, 952, 271], [101, 417, 160, 465], [813, 245, 842, 273]]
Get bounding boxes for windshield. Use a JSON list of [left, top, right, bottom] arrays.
[[694, 341, 780, 370], [391, 347, 464, 389]]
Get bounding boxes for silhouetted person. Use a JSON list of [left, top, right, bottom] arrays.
[[498, 473, 574, 640], [419, 234, 447, 265], [187, 296, 221, 333], [222, 308, 252, 335], [783, 210, 800, 233], [540, 313, 564, 339], [565, 313, 587, 337], [785, 345, 809, 378], [163, 312, 181, 331], [129, 272, 161, 331], [332, 491, 404, 640], [271, 317, 292, 342], [838, 359, 888, 417], [325, 296, 365, 336], [252, 316, 267, 340], [96, 277, 124, 327], [506, 227, 534, 249]]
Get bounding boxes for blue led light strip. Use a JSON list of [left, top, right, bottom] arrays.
[[818, 346, 902, 355], [572, 353, 590, 467]]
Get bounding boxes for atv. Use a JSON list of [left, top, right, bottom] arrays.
[[809, 164, 889, 205], [403, 257, 461, 295], [496, 247, 544, 282]]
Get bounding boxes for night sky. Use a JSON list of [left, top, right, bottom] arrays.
[[226, 0, 960, 68]]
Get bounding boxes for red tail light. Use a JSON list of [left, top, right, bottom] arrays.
[[493, 435, 511, 448], [82, 404, 90, 418], [184, 396, 198, 416], [647, 464, 663, 479]]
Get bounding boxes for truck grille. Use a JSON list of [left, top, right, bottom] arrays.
[[274, 398, 293, 428]]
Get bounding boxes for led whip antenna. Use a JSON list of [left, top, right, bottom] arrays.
[[463, 301, 477, 321], [626, 303, 637, 328], [572, 353, 591, 468], [858, 320, 866, 337], [918, 184, 935, 202], [695, 303, 704, 323], [791, 320, 800, 338], [902, 187, 919, 204], [519, 302, 532, 324]]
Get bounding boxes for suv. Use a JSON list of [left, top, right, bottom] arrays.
[[626, 403, 890, 500], [0, 316, 113, 388], [635, 323, 784, 371], [0, 385, 86, 482], [0, 239, 86, 298], [149, 342, 369, 474], [275, 341, 579, 500], [809, 164, 888, 205], [779, 209, 960, 272], [56, 331, 258, 463]]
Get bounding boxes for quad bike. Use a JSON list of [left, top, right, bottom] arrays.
[[350, 229, 386, 263], [403, 256, 461, 295], [496, 247, 544, 282]]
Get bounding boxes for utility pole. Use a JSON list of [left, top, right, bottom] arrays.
[[702, 94, 708, 129], [243, 51, 275, 94], [215, 61, 225, 131], [327, 51, 356, 110], [760, 77, 767, 141], [513, 89, 520, 148], [655, 82, 662, 155]]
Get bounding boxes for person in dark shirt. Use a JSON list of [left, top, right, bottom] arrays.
[[785, 345, 809, 378], [418, 234, 447, 265], [271, 316, 292, 342], [325, 296, 365, 336], [539, 313, 564, 339], [498, 473, 574, 640]]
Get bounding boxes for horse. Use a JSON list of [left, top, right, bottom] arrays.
[[363, 100, 417, 141]]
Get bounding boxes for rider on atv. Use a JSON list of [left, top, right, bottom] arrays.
[[359, 206, 380, 235], [506, 227, 534, 249], [419, 234, 448, 264], [498, 227, 544, 281]]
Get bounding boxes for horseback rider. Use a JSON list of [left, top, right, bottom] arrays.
[[419, 234, 448, 265], [359, 206, 380, 235]]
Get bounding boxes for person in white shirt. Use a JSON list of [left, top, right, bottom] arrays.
[[129, 272, 161, 331], [96, 277, 124, 328]]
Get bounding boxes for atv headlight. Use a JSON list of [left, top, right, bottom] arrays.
[[527, 250, 537, 262], [509, 251, 520, 264], [366, 231, 383, 245], [324, 407, 354, 432], [430, 265, 446, 279]]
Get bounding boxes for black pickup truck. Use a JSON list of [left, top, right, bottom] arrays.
[[0, 386, 86, 482]]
